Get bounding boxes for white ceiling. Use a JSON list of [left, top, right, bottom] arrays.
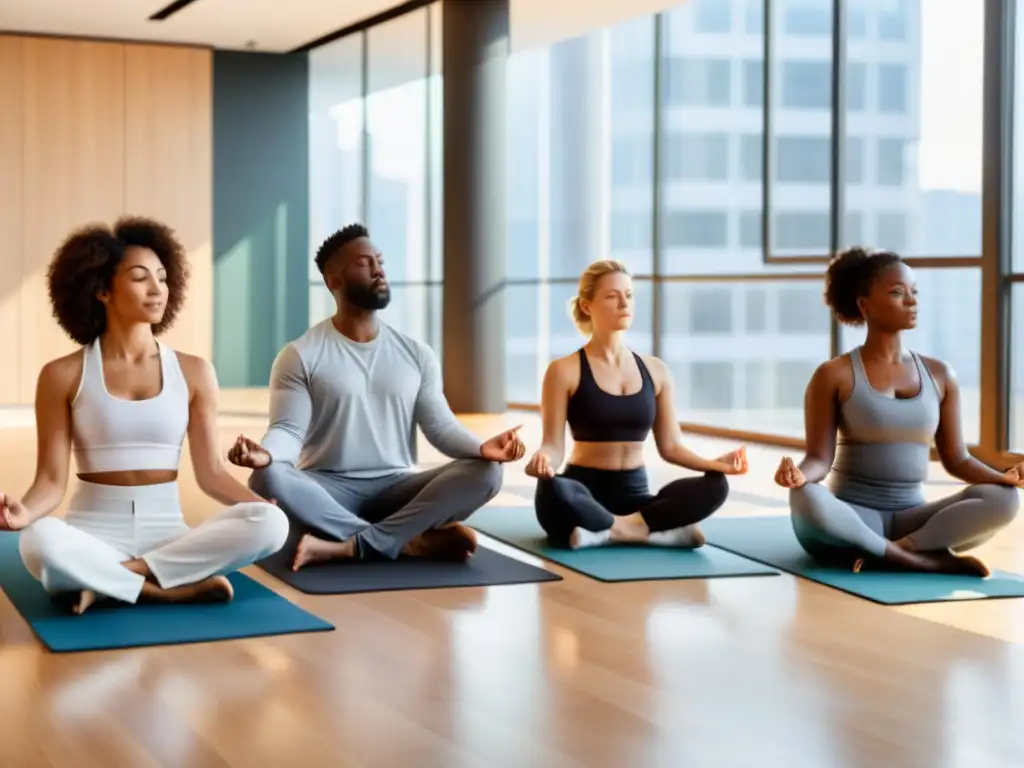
[[0, 0, 402, 52]]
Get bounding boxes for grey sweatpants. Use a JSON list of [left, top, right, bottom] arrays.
[[790, 482, 1020, 561], [249, 458, 503, 559]]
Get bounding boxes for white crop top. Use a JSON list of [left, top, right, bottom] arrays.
[[70, 338, 190, 473]]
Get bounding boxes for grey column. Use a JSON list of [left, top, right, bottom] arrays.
[[442, 0, 509, 413]]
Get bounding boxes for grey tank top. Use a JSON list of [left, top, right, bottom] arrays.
[[827, 347, 940, 510]]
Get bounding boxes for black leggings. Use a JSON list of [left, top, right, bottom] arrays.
[[534, 464, 730, 548]]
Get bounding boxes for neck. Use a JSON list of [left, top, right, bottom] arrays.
[[586, 330, 629, 362], [100, 319, 158, 362], [332, 304, 379, 343], [860, 327, 904, 363]]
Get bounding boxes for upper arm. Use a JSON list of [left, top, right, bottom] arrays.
[[646, 357, 684, 449], [266, 345, 313, 439], [802, 361, 841, 464], [33, 357, 76, 489], [539, 358, 572, 451], [414, 345, 447, 409], [181, 354, 222, 477], [927, 357, 968, 465], [413, 345, 462, 429]]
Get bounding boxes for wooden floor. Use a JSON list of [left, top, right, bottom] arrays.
[[3, 407, 1024, 767]]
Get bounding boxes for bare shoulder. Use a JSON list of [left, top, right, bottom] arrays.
[[919, 354, 953, 380], [918, 354, 955, 395], [639, 354, 670, 379], [639, 354, 671, 392], [40, 349, 84, 398], [545, 352, 580, 391], [174, 351, 218, 394], [815, 355, 852, 385], [805, 355, 853, 402]]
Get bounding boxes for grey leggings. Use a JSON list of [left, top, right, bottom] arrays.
[[250, 458, 502, 559], [790, 482, 1020, 561]]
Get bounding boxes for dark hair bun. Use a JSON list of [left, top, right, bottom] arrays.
[[824, 246, 901, 326]]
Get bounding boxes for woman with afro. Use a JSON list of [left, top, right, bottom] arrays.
[[0, 217, 289, 614], [775, 246, 1022, 576]]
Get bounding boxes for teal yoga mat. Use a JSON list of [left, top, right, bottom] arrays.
[[0, 533, 334, 653], [702, 515, 1024, 605], [469, 507, 779, 582]]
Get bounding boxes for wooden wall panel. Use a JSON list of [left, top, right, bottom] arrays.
[[0, 35, 213, 405], [125, 45, 213, 360], [20, 38, 126, 403], [0, 37, 24, 405]]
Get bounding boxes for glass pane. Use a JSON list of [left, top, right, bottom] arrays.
[[1010, 285, 1024, 451], [660, 279, 830, 437], [505, 284, 543, 403], [506, 48, 546, 281], [309, 282, 334, 328], [840, 268, 980, 445], [769, 1, 833, 256], [1014, 1, 1024, 271], [366, 9, 429, 284], [378, 284, 433, 349], [846, 0, 980, 258], [429, 283, 442, 358], [661, 4, 758, 273], [428, 2, 443, 282], [308, 33, 363, 289], [507, 15, 655, 281]]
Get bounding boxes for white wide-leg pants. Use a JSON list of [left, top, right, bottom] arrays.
[[18, 481, 289, 604]]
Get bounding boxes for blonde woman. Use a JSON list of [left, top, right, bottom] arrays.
[[524, 260, 747, 549]]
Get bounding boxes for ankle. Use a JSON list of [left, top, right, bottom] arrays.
[[609, 515, 649, 542], [893, 536, 917, 552], [121, 557, 153, 580]]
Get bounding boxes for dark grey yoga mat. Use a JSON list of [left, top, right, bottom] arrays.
[[257, 543, 562, 595]]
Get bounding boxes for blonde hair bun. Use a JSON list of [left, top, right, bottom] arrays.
[[569, 259, 630, 334]]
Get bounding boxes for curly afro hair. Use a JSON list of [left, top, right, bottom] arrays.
[[46, 216, 190, 346], [824, 246, 902, 326], [314, 223, 369, 275]]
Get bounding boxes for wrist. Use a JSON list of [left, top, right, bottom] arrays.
[[21, 505, 43, 525]]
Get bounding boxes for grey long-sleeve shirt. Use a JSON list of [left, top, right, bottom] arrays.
[[260, 319, 483, 477]]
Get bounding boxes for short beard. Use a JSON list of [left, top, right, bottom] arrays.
[[344, 283, 391, 311]]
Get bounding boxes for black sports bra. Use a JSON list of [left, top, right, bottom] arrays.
[[565, 349, 657, 443]]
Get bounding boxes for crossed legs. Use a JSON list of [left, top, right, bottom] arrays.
[[535, 468, 730, 549], [790, 482, 1020, 575], [19, 501, 289, 613], [250, 458, 503, 568]]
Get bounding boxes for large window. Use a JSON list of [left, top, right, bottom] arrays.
[[495, 0, 996, 453], [843, 0, 980, 260]]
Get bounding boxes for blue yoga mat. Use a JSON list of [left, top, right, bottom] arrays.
[[0, 533, 334, 653], [702, 515, 1024, 605], [469, 506, 779, 582]]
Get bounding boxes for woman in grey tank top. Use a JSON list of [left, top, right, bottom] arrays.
[[775, 247, 1022, 576]]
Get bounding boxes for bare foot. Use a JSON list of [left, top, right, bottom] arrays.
[[141, 575, 235, 604], [871, 544, 991, 577], [403, 523, 478, 562], [292, 534, 356, 571], [73, 589, 97, 615], [915, 550, 991, 577]]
